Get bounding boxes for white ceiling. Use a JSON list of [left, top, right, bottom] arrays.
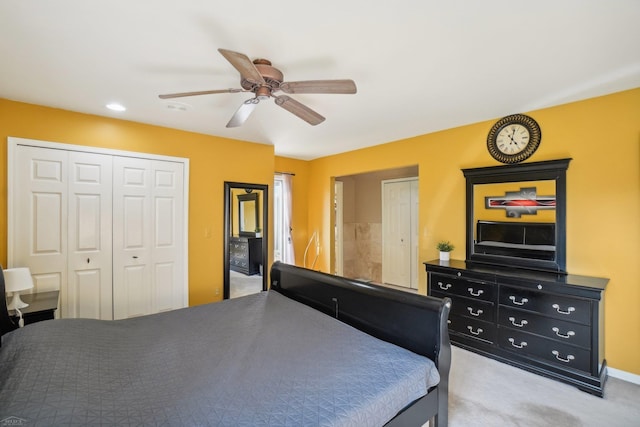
[[1, 1, 639, 160]]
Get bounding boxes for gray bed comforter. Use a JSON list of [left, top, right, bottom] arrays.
[[0, 290, 438, 426]]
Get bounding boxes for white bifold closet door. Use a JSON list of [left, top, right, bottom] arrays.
[[10, 140, 186, 320], [112, 156, 185, 320]]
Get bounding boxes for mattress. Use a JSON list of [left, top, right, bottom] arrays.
[[0, 290, 438, 426]]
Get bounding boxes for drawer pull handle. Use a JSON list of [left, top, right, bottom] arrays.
[[467, 326, 483, 336], [552, 327, 575, 339], [509, 296, 529, 306], [552, 304, 576, 315], [552, 350, 575, 363], [467, 307, 483, 317], [508, 338, 527, 349], [468, 288, 484, 297], [438, 282, 452, 291], [508, 317, 528, 327]]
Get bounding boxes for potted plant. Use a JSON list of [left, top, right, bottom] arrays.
[[436, 241, 455, 261]]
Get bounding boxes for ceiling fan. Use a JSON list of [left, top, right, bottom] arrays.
[[159, 49, 357, 127]]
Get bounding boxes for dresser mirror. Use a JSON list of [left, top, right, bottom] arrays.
[[224, 182, 268, 299], [462, 159, 571, 273], [238, 192, 260, 237]]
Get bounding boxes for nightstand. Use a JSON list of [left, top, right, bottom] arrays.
[[8, 290, 59, 326]]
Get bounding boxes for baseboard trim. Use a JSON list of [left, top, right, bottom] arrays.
[[608, 367, 640, 385]]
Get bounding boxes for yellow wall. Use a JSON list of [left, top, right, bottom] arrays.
[[304, 88, 640, 375], [0, 99, 275, 306], [2, 88, 639, 376]]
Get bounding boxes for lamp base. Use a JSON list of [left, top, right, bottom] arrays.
[[7, 292, 29, 311]]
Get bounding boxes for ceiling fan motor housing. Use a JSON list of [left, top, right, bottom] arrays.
[[240, 59, 284, 92]]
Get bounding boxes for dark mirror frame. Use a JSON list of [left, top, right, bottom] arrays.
[[462, 158, 571, 273], [224, 181, 269, 299], [238, 192, 260, 237]]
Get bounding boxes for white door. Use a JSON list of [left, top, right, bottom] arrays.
[[150, 160, 185, 313], [113, 156, 152, 319], [382, 178, 418, 289], [67, 151, 113, 320], [112, 157, 185, 319], [13, 146, 69, 296]]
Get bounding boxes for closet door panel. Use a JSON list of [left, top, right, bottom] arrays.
[[113, 157, 153, 320], [14, 146, 68, 296], [68, 151, 113, 320], [152, 161, 185, 312]]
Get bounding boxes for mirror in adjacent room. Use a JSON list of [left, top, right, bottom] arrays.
[[463, 159, 570, 273], [238, 192, 260, 237], [224, 182, 268, 299]]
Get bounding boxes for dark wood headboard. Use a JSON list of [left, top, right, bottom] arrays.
[[269, 262, 451, 370]]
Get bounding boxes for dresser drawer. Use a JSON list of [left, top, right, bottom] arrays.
[[229, 252, 249, 262], [231, 241, 248, 251], [498, 307, 591, 349], [498, 328, 590, 372], [499, 285, 591, 325], [433, 291, 494, 323], [431, 274, 495, 302], [231, 258, 249, 268], [448, 314, 496, 343]]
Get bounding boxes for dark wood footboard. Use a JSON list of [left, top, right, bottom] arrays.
[[270, 262, 451, 426]]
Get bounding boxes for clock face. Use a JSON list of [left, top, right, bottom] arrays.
[[495, 124, 530, 155], [487, 114, 541, 164]]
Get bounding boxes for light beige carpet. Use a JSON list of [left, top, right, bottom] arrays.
[[444, 346, 640, 426], [229, 270, 263, 298]]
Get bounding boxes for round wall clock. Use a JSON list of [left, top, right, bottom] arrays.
[[486, 114, 541, 164]]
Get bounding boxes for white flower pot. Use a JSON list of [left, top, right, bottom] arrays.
[[439, 251, 450, 261]]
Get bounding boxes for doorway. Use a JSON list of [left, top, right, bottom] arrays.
[[334, 166, 418, 288], [223, 182, 268, 299]]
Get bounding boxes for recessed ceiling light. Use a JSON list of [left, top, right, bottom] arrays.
[[166, 102, 190, 112], [106, 103, 126, 112]]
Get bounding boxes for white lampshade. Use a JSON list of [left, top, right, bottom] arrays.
[[4, 267, 34, 310]]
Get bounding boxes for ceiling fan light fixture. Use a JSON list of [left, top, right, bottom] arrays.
[[255, 86, 271, 101]]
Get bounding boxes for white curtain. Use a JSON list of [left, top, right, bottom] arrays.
[[282, 173, 296, 264]]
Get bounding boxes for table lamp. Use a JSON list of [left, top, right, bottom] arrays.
[[4, 267, 35, 311]]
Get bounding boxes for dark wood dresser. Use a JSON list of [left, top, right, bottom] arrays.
[[229, 236, 263, 275], [425, 259, 608, 396]]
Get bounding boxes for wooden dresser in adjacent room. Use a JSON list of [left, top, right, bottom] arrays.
[[229, 236, 263, 275]]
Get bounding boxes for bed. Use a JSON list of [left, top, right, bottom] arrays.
[[1, 262, 451, 426]]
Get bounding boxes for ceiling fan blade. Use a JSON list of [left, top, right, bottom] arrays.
[[218, 48, 266, 85], [226, 99, 259, 128], [279, 79, 357, 94], [274, 95, 325, 126], [159, 89, 244, 99]]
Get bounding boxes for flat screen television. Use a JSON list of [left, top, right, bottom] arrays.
[[474, 221, 556, 261]]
